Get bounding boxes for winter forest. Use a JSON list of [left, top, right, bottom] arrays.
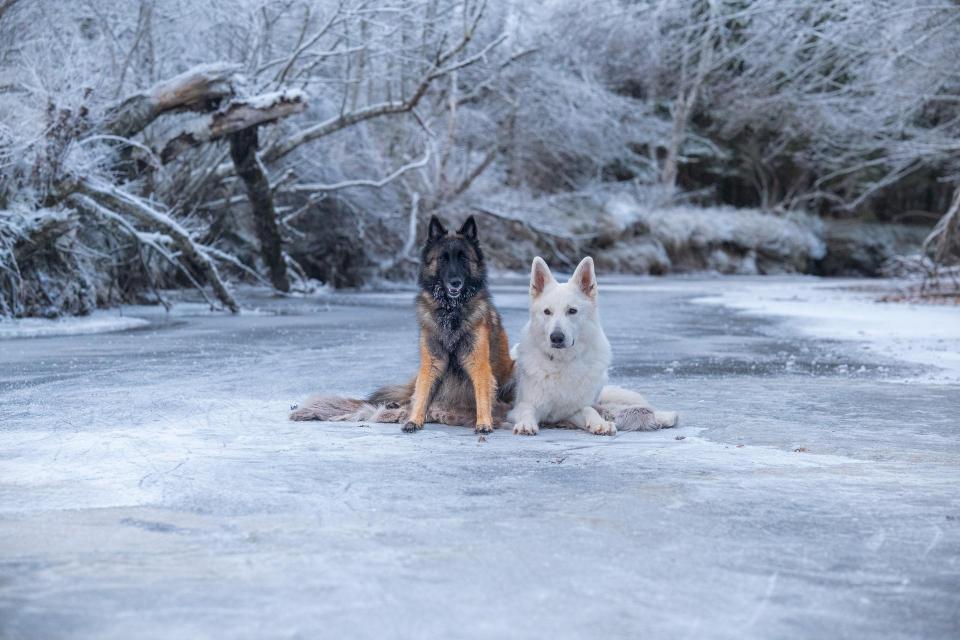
[[2, 0, 959, 318]]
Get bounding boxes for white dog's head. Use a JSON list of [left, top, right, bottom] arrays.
[[527, 256, 598, 352]]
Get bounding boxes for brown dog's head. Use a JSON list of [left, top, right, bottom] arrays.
[[419, 215, 486, 304]]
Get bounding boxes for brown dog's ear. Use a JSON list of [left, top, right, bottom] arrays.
[[530, 256, 555, 298], [570, 256, 597, 301], [458, 215, 478, 241], [428, 215, 447, 241]]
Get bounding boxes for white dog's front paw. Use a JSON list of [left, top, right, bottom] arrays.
[[513, 421, 539, 436], [588, 419, 617, 436]]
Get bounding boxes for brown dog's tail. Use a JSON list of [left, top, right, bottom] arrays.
[[289, 378, 417, 423], [367, 379, 416, 407], [289, 395, 407, 422]]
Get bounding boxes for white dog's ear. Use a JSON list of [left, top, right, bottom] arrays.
[[530, 256, 555, 298], [570, 256, 597, 301]]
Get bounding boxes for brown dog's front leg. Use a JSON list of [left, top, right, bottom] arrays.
[[465, 324, 496, 434], [404, 336, 445, 432]]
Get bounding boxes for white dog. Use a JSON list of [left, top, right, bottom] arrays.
[[509, 256, 678, 436]]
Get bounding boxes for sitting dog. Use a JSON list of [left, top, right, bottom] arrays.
[[509, 256, 678, 436], [290, 215, 514, 432]]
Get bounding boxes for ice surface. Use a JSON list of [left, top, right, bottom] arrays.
[[1, 277, 958, 639]]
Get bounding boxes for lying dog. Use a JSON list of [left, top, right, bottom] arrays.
[[509, 256, 678, 436]]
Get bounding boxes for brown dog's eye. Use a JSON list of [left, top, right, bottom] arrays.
[[567, 308, 578, 315], [544, 309, 552, 316]]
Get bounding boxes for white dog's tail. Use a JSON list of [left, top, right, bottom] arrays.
[[596, 385, 679, 431]]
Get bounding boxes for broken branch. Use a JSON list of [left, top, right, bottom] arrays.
[[103, 62, 241, 139], [161, 90, 307, 164]]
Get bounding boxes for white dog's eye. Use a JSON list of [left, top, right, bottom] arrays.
[[544, 308, 552, 316], [567, 308, 578, 315]]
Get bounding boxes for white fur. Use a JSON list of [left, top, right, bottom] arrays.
[[509, 256, 617, 436], [508, 256, 679, 436]]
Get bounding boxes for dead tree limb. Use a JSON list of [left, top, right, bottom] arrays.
[[228, 126, 291, 292], [921, 186, 960, 296], [70, 193, 220, 309], [924, 187, 960, 266], [161, 90, 307, 163], [1, 209, 75, 315], [103, 63, 241, 139], [11, 209, 77, 263], [74, 178, 239, 312]]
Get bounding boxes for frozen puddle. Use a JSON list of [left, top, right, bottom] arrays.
[[693, 279, 960, 384], [0, 312, 149, 339]]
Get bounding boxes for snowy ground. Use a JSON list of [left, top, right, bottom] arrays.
[[1, 276, 958, 639]]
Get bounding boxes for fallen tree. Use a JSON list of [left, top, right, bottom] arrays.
[[0, 1, 513, 319], [0, 64, 310, 315]]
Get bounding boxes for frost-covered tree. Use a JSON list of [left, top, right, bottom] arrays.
[[0, 0, 511, 314], [2, 0, 959, 318]]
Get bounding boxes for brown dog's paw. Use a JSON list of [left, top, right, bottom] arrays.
[[474, 423, 494, 434], [402, 421, 423, 433]]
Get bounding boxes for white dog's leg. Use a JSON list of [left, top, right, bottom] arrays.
[[510, 402, 539, 436], [570, 406, 617, 436]]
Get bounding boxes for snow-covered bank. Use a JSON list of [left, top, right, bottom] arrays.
[[694, 278, 960, 384], [0, 312, 149, 339]]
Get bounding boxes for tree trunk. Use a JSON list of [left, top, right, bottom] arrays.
[[660, 95, 689, 193], [229, 127, 290, 292]]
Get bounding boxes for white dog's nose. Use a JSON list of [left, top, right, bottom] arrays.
[[550, 330, 565, 347]]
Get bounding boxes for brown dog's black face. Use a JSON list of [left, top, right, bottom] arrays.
[[419, 215, 486, 305]]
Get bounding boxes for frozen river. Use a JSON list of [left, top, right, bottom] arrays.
[[1, 276, 958, 639]]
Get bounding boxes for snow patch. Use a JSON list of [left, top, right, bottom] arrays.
[[0, 312, 149, 339], [694, 279, 960, 384], [629, 202, 826, 262], [243, 88, 306, 109]]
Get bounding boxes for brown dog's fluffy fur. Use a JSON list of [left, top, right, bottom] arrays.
[[290, 215, 514, 432], [288, 394, 513, 427]]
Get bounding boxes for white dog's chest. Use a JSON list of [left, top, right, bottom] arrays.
[[516, 351, 608, 422]]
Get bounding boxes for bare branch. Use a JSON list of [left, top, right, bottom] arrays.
[[70, 194, 220, 309], [262, 32, 507, 163], [74, 179, 239, 313], [289, 151, 429, 193]]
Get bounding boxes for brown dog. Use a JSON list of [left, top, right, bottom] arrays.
[[370, 215, 513, 433], [291, 215, 514, 432]]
